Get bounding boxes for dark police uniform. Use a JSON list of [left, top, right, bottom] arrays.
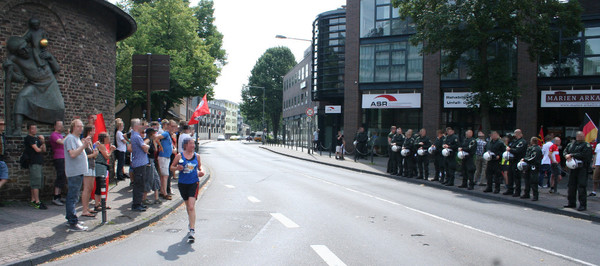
[[484, 138, 506, 193], [433, 135, 445, 181], [458, 136, 477, 189], [416, 134, 432, 180], [443, 133, 459, 185], [563, 140, 593, 210], [354, 131, 368, 160], [392, 132, 405, 176], [522, 144, 542, 200], [506, 137, 527, 196], [387, 131, 396, 174], [403, 135, 416, 178]]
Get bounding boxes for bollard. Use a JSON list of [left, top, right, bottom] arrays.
[[100, 175, 107, 224]]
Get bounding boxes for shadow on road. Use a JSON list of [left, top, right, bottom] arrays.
[[156, 236, 195, 261]]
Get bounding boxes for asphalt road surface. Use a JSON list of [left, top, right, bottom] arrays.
[[50, 141, 600, 266]]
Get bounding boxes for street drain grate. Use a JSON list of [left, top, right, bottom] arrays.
[[166, 229, 182, 233]]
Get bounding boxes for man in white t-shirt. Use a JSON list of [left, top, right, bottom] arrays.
[[178, 125, 192, 153], [64, 119, 90, 232], [539, 136, 553, 188], [590, 143, 600, 197]]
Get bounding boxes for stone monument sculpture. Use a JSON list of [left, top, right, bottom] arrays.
[[3, 18, 65, 136]]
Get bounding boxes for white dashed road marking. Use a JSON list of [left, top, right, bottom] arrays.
[[247, 196, 261, 203], [311, 245, 347, 266], [224, 184, 235, 189], [270, 213, 299, 228]]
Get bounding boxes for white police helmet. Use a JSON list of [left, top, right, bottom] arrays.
[[442, 148, 451, 157], [428, 146, 436, 154], [457, 150, 468, 159], [417, 148, 426, 156], [502, 151, 514, 161], [517, 161, 528, 171], [566, 158, 583, 169], [401, 148, 410, 157], [483, 151, 495, 161], [353, 140, 358, 146], [391, 145, 399, 152]]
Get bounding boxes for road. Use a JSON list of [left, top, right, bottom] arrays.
[[50, 141, 600, 265]]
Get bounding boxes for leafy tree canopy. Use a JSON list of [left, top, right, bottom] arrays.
[[115, 0, 224, 119], [240, 47, 296, 138]]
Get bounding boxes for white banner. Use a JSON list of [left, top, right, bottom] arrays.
[[541, 90, 600, 108], [325, 105, 342, 114], [362, 93, 421, 109], [444, 92, 513, 108]]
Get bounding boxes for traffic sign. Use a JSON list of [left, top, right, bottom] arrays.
[[306, 108, 314, 117]]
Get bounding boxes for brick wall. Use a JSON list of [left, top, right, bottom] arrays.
[[516, 42, 538, 138], [343, 0, 361, 144], [422, 51, 442, 137], [0, 0, 121, 199]]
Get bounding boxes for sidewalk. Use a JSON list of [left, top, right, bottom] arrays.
[[261, 144, 600, 222], [0, 140, 212, 266]]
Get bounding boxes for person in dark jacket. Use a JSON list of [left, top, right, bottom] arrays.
[[521, 137, 543, 201], [433, 129, 445, 182], [506, 129, 527, 196], [386, 126, 397, 174], [392, 128, 405, 176], [402, 129, 416, 178], [484, 131, 506, 193], [354, 127, 368, 160], [563, 131, 593, 211], [442, 127, 459, 186], [415, 128, 432, 180], [458, 130, 477, 189]]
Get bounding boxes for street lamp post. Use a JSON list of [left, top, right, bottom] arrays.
[[275, 35, 312, 42]]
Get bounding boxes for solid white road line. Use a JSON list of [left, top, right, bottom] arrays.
[[224, 184, 235, 189], [311, 245, 347, 266], [300, 173, 596, 266], [247, 196, 261, 203], [270, 213, 300, 228]]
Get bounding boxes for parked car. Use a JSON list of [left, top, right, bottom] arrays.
[[217, 135, 225, 141], [246, 135, 253, 141], [253, 131, 264, 142], [229, 135, 240, 141]]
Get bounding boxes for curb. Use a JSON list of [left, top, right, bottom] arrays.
[[260, 146, 600, 223], [9, 142, 214, 266]]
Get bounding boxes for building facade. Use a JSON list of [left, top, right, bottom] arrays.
[[341, 0, 600, 144], [210, 99, 239, 138], [197, 101, 225, 140]]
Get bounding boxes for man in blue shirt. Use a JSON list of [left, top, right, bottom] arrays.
[[130, 118, 150, 211], [155, 119, 174, 200]]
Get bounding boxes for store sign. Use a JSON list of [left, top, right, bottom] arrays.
[[444, 92, 513, 108], [541, 90, 600, 108], [325, 105, 342, 114], [362, 93, 421, 109]]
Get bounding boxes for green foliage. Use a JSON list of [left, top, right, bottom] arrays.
[[240, 47, 296, 137], [193, 0, 227, 66], [393, 0, 582, 131], [115, 0, 224, 119]]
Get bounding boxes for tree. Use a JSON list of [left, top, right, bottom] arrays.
[[240, 47, 296, 140], [115, 0, 222, 119], [393, 0, 582, 132], [193, 0, 227, 67]]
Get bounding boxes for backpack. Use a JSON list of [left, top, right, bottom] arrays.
[[20, 152, 30, 169]]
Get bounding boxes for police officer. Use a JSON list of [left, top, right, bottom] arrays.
[[403, 129, 416, 178], [442, 127, 459, 186], [354, 127, 368, 160], [484, 131, 506, 193], [505, 129, 527, 196], [387, 126, 397, 174], [392, 128, 405, 176], [458, 130, 477, 189], [520, 137, 543, 201], [563, 131, 593, 211], [433, 129, 445, 182], [416, 128, 432, 180]]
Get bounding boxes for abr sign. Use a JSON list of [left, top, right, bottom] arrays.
[[362, 93, 421, 109]]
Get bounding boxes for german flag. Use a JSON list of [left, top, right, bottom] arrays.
[[583, 113, 598, 143], [537, 126, 544, 146]]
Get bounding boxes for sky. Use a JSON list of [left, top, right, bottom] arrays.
[[110, 0, 346, 103]]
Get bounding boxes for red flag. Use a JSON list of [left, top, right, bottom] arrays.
[[537, 126, 544, 146], [93, 113, 107, 142], [583, 113, 598, 143], [188, 94, 210, 125]]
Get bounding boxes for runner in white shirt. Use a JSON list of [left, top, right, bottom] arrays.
[[539, 137, 553, 188]]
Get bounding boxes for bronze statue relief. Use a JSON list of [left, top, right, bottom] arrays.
[[3, 18, 65, 135]]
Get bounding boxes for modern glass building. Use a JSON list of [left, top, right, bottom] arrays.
[[341, 0, 600, 143]]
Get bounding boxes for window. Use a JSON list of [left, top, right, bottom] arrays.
[[360, 0, 415, 38], [539, 26, 600, 77], [360, 41, 423, 82]]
